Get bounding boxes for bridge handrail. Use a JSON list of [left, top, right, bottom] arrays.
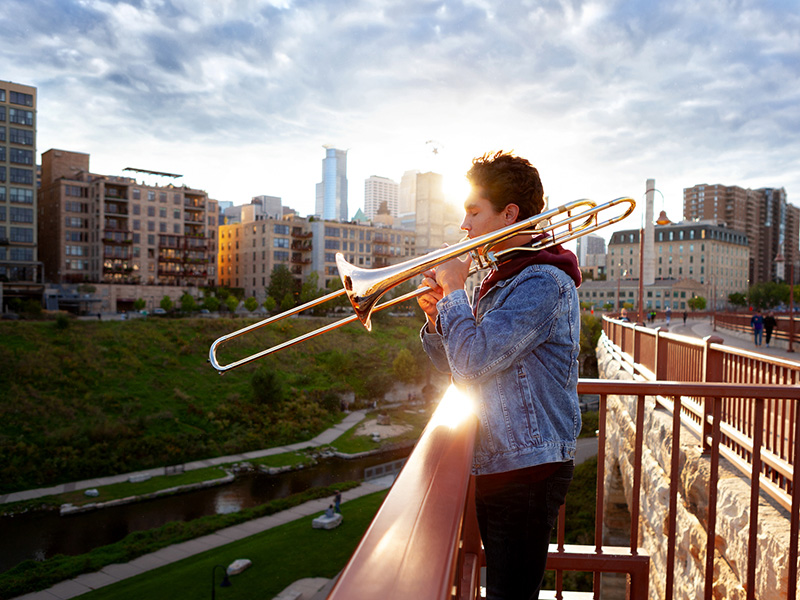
[[330, 380, 799, 599]]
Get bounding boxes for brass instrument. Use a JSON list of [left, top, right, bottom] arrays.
[[209, 196, 635, 373]]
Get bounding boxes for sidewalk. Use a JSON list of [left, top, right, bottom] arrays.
[[0, 410, 367, 505], [637, 317, 800, 364], [13, 474, 396, 600]]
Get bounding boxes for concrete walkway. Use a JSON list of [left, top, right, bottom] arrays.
[[635, 316, 800, 364], [13, 475, 396, 600], [0, 410, 367, 505]]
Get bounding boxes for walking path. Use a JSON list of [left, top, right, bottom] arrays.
[[637, 316, 800, 364], [0, 410, 368, 505]]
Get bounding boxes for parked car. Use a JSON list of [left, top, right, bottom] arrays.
[[153, 308, 167, 315]]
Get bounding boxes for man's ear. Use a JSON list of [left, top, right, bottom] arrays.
[[504, 203, 520, 224]]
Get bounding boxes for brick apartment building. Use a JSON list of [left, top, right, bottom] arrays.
[[39, 149, 219, 288]]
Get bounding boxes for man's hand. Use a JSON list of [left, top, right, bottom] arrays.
[[434, 253, 471, 297], [417, 273, 443, 333]]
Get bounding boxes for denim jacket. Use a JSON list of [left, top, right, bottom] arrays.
[[421, 263, 581, 476]]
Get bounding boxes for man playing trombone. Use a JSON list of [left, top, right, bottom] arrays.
[[418, 151, 582, 600]]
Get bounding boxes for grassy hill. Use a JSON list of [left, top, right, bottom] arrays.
[[0, 314, 429, 494]]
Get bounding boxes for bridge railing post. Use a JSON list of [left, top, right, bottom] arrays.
[[701, 335, 724, 453]]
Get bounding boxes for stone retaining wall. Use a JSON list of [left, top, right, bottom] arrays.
[[597, 341, 797, 600]]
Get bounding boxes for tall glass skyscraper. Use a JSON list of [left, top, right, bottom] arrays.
[[315, 146, 348, 221]]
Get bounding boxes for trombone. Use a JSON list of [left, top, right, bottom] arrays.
[[209, 196, 635, 373]]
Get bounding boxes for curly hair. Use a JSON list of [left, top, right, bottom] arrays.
[[466, 151, 544, 221]]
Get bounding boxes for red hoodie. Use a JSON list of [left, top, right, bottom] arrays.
[[475, 238, 582, 312]]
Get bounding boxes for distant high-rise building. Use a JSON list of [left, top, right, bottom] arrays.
[[364, 175, 398, 220], [414, 172, 461, 253], [0, 79, 40, 309], [576, 233, 607, 279], [684, 183, 799, 285], [315, 146, 348, 221], [398, 170, 419, 225]]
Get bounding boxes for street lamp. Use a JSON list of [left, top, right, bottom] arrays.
[[789, 263, 795, 353], [212, 564, 232, 599]]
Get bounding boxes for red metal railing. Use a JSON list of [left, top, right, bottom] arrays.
[[328, 380, 800, 599], [602, 316, 800, 511], [714, 313, 798, 346]]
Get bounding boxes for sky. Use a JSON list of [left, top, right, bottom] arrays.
[[2, 0, 800, 241]]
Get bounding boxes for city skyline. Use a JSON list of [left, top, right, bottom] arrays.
[[2, 1, 799, 236]]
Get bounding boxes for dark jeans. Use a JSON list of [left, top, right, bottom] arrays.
[[476, 461, 574, 600]]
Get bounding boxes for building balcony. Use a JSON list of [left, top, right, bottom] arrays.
[[102, 233, 133, 245], [291, 256, 312, 265], [184, 198, 205, 210], [292, 229, 313, 239], [157, 268, 182, 277], [291, 241, 312, 251], [157, 255, 183, 263]]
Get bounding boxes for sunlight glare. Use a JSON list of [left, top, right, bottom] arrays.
[[429, 383, 475, 430]]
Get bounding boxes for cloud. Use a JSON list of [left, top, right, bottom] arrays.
[[2, 0, 799, 219]]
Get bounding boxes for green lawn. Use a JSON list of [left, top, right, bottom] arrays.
[[80, 490, 388, 600], [332, 406, 431, 454]]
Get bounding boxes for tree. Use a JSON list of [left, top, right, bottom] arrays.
[[392, 348, 419, 383], [225, 295, 240, 313], [160, 295, 173, 311], [280, 291, 295, 311], [267, 265, 296, 308], [202, 295, 221, 312], [299, 271, 326, 315], [728, 292, 747, 308], [133, 298, 146, 311], [244, 296, 259, 312], [299, 271, 322, 304], [687, 296, 706, 311], [251, 366, 285, 406], [748, 281, 788, 310], [263, 296, 277, 313], [180, 292, 196, 312]]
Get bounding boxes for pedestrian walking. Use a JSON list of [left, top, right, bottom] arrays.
[[751, 312, 764, 346], [682, 311, 687, 325], [763, 312, 777, 348]]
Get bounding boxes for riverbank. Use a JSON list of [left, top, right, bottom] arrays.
[[8, 479, 391, 600], [0, 410, 368, 511]]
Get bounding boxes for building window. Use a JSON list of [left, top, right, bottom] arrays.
[[9, 127, 33, 145], [10, 206, 34, 223], [274, 238, 290, 248], [9, 148, 34, 165], [274, 224, 290, 235], [10, 227, 33, 243], [8, 188, 33, 204], [8, 108, 33, 126], [147, 191, 155, 201], [10, 91, 33, 106], [9, 168, 33, 184], [273, 250, 289, 261]]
